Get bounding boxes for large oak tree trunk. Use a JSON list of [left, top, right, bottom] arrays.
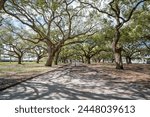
[[113, 28, 124, 69], [45, 46, 55, 67], [45, 55, 54, 66], [45, 52, 55, 66], [45, 39, 63, 67]]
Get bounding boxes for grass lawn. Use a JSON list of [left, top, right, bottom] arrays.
[[0, 62, 61, 90], [0, 62, 56, 78]]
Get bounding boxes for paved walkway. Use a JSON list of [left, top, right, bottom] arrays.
[[0, 64, 150, 100]]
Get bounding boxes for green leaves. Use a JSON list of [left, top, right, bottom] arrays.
[[51, 1, 60, 11], [36, 0, 45, 7]]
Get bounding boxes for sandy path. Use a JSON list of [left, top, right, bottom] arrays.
[[0, 64, 150, 100]]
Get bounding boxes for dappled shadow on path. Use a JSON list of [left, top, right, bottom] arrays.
[[0, 64, 150, 100]]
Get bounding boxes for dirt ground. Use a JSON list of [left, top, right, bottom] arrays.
[[0, 63, 150, 100], [89, 63, 150, 82], [0, 63, 150, 91]]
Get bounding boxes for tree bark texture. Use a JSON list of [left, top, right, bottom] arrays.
[[112, 28, 124, 69], [114, 48, 123, 69], [45, 46, 55, 66]]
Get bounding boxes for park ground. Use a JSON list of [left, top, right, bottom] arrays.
[[0, 62, 150, 99]]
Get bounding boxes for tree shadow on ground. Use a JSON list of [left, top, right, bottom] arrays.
[[0, 64, 150, 100], [0, 81, 139, 100]]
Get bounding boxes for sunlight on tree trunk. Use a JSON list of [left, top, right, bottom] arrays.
[[45, 46, 56, 66], [112, 29, 124, 69], [45, 55, 54, 66]]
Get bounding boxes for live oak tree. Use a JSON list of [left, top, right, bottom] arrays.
[[62, 44, 86, 63], [92, 50, 113, 63], [73, 34, 108, 64], [73, 42, 96, 64], [121, 25, 143, 64], [59, 46, 75, 64], [0, 17, 29, 64], [122, 38, 141, 64], [79, 0, 146, 69], [28, 44, 47, 64], [0, 31, 28, 64], [132, 5, 150, 50], [3, 0, 95, 66], [121, 4, 150, 64]]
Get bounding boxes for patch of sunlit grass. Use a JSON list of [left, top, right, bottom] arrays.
[[0, 62, 53, 77]]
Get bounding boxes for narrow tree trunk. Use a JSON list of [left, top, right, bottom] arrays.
[[81, 56, 84, 63], [126, 56, 132, 64], [62, 59, 65, 63], [114, 48, 123, 69], [64, 58, 67, 63], [36, 56, 40, 64], [18, 57, 22, 64], [54, 49, 61, 65], [126, 57, 129, 64], [98, 58, 101, 63], [87, 57, 91, 64], [129, 57, 132, 64], [62, 58, 66, 63], [54, 57, 58, 65], [111, 58, 114, 63]]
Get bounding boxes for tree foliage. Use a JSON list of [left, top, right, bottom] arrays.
[[0, 0, 149, 67]]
